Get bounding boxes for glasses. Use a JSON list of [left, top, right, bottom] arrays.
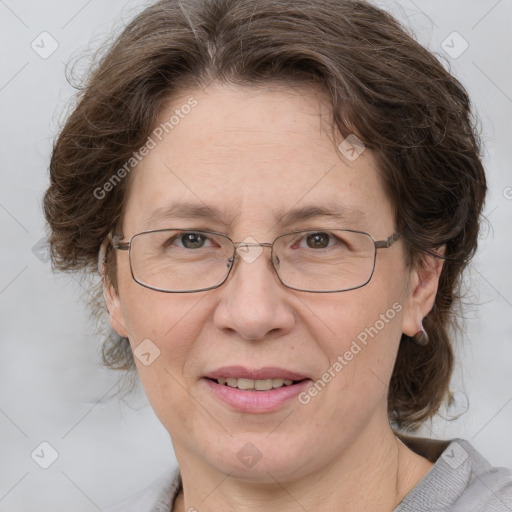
[[111, 228, 399, 293]]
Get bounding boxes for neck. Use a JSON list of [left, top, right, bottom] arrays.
[[172, 420, 433, 512]]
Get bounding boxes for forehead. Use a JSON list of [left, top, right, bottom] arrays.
[[122, 83, 393, 236]]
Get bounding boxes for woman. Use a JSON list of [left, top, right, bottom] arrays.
[[43, 0, 512, 510]]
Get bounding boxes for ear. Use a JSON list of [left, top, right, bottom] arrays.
[[103, 275, 129, 338], [402, 246, 445, 337], [98, 237, 129, 338]]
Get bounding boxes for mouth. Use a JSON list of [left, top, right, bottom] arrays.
[[202, 366, 312, 413], [206, 377, 307, 391]]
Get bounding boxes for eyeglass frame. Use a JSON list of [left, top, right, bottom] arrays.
[[109, 228, 400, 294]]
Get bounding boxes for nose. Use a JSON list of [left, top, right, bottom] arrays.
[[212, 243, 296, 341]]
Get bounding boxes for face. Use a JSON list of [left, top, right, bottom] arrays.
[[105, 82, 438, 482]]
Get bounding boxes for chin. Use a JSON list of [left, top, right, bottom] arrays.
[[198, 433, 316, 483]]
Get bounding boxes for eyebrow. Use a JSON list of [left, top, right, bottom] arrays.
[[142, 202, 227, 229], [275, 203, 366, 227], [142, 200, 366, 230]]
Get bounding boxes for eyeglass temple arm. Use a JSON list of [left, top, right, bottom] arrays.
[[110, 234, 130, 251], [374, 232, 400, 249]]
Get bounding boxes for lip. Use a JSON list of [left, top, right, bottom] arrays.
[[205, 366, 310, 381], [203, 366, 312, 413]]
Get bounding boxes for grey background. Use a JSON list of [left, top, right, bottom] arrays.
[[0, 0, 511, 510]]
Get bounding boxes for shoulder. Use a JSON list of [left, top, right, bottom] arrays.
[[452, 438, 512, 511], [396, 436, 512, 512], [104, 466, 181, 512]]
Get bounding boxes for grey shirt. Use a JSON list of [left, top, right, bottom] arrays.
[[105, 437, 512, 511]]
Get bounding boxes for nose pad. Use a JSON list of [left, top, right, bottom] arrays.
[[226, 255, 235, 269], [223, 243, 280, 287]]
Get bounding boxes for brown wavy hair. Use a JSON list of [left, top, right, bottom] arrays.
[[43, 0, 487, 431]]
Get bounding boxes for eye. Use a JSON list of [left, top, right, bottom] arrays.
[[167, 232, 214, 249], [301, 232, 335, 249]]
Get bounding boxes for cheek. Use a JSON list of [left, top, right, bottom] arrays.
[[310, 280, 404, 351], [115, 253, 214, 383], [116, 249, 203, 340], [119, 284, 208, 361], [118, 284, 212, 432], [303, 275, 407, 410]]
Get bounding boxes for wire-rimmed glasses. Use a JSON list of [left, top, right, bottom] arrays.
[[110, 228, 400, 293]]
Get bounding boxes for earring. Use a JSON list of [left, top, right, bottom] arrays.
[[413, 323, 429, 346]]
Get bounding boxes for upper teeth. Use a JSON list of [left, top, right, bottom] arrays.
[[217, 378, 294, 390]]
